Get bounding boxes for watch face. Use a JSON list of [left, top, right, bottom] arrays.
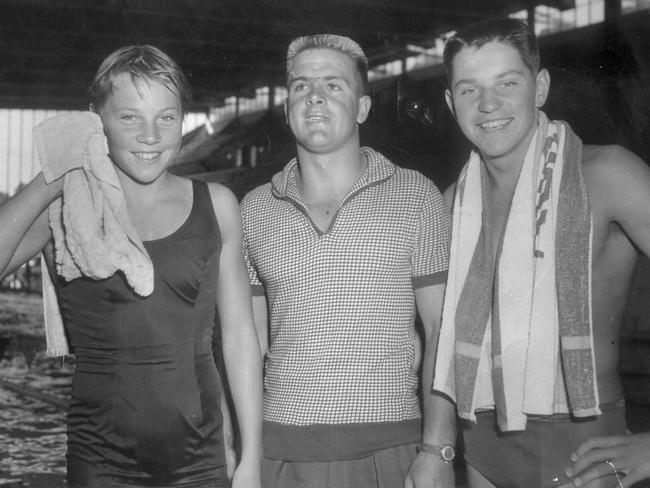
[[441, 445, 455, 462]]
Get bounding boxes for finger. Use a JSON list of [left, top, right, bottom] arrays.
[[620, 465, 650, 488], [570, 461, 615, 487], [568, 447, 622, 476], [571, 435, 627, 461], [403, 476, 414, 488]]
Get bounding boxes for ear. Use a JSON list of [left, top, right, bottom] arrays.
[[444, 89, 456, 119], [356, 95, 372, 124], [535, 69, 550, 108]]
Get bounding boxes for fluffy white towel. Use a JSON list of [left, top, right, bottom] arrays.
[[34, 112, 154, 356]]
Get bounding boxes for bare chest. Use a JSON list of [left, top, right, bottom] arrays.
[[484, 193, 513, 258], [304, 194, 345, 233]]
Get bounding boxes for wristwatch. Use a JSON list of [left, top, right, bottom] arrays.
[[417, 442, 456, 463]]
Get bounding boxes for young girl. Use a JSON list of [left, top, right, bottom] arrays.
[[0, 45, 262, 488]]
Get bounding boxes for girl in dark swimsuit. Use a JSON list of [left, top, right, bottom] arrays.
[[0, 46, 262, 488]]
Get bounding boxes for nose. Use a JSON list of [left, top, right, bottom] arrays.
[[137, 120, 161, 144], [306, 85, 325, 105], [478, 89, 501, 113]]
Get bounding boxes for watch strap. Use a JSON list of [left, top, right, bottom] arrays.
[[417, 442, 455, 462]]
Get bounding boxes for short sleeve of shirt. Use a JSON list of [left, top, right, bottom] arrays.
[[411, 182, 450, 289], [240, 197, 265, 297]]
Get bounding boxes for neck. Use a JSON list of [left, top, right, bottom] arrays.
[[481, 158, 522, 197], [296, 144, 366, 201], [481, 122, 539, 196], [118, 170, 175, 206]]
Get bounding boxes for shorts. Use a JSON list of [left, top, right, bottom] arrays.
[[463, 400, 626, 488]]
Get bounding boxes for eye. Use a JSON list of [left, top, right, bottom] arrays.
[[327, 82, 341, 91], [120, 114, 137, 121], [502, 80, 518, 88], [160, 114, 177, 122], [460, 87, 478, 96], [292, 82, 308, 92]]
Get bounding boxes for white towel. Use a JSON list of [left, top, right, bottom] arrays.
[[34, 112, 154, 357]]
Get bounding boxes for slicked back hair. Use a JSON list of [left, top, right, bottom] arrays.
[[443, 18, 540, 87], [286, 34, 369, 95], [88, 45, 192, 113]]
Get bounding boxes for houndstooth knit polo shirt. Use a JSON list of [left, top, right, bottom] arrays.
[[241, 147, 449, 461]]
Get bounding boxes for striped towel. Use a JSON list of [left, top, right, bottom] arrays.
[[433, 112, 601, 431]]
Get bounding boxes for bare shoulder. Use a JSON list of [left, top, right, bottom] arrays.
[[582, 144, 648, 182], [205, 181, 241, 234], [582, 144, 650, 225], [205, 181, 238, 207]]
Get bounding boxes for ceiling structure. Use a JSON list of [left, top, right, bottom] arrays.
[[0, 0, 573, 111]]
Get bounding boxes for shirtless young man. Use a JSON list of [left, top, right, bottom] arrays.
[[426, 18, 650, 488]]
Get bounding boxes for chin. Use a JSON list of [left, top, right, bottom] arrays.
[[475, 139, 516, 158]]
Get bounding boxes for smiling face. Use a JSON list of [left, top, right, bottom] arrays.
[[97, 72, 183, 185], [286, 48, 371, 156], [445, 41, 549, 169]]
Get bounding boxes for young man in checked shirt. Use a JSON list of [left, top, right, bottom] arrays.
[[241, 34, 451, 488]]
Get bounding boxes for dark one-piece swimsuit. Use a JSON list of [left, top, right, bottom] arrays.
[[56, 180, 228, 487]]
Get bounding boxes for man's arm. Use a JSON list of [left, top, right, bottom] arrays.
[[565, 145, 650, 487], [0, 173, 61, 279], [209, 183, 263, 488], [405, 181, 457, 488], [405, 283, 456, 488], [252, 295, 268, 358]]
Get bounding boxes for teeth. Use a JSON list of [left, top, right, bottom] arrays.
[[480, 119, 510, 130], [134, 152, 160, 160]]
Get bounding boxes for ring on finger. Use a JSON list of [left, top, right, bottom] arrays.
[[605, 460, 624, 488]]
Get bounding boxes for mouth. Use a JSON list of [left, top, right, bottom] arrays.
[[305, 113, 329, 122], [133, 152, 162, 161], [478, 118, 512, 131]]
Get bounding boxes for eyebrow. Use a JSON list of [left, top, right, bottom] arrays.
[[113, 105, 181, 113], [288, 74, 351, 87], [453, 69, 527, 90]]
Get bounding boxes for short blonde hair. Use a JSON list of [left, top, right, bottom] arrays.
[[286, 34, 369, 95]]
